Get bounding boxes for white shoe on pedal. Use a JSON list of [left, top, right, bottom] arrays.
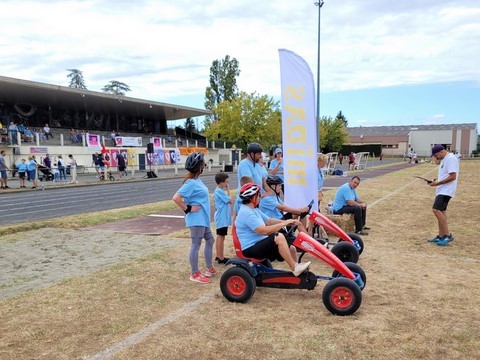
[[293, 261, 311, 276]]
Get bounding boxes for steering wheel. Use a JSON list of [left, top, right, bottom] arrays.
[[299, 199, 315, 219], [285, 224, 298, 239]]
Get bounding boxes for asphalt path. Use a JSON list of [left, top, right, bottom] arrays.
[[0, 159, 412, 226]]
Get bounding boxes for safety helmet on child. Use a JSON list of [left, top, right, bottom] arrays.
[[185, 152, 204, 172], [239, 183, 260, 200], [266, 175, 283, 186]]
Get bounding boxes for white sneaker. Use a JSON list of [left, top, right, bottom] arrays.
[[293, 261, 311, 276]]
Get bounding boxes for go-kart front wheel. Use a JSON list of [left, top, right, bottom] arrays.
[[332, 262, 366, 290], [220, 267, 256, 303], [345, 233, 365, 254], [331, 241, 359, 264], [322, 277, 362, 316]]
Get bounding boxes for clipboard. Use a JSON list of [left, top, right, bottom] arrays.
[[414, 176, 432, 183]]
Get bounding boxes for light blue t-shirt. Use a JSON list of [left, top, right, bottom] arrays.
[[318, 168, 325, 190], [27, 160, 37, 171], [16, 162, 28, 172], [269, 159, 284, 181], [233, 194, 242, 214], [237, 158, 263, 191], [259, 194, 283, 219], [333, 182, 358, 211], [177, 178, 211, 227], [214, 187, 232, 229], [235, 205, 269, 250]]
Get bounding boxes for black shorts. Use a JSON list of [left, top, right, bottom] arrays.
[[18, 172, 26, 179], [433, 195, 451, 212], [118, 166, 126, 172], [243, 233, 283, 262], [216, 226, 228, 236]]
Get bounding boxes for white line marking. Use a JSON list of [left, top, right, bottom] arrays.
[[87, 293, 214, 360], [369, 170, 437, 208], [148, 214, 184, 219]]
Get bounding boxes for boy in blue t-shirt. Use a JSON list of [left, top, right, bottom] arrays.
[[16, 159, 28, 188], [213, 172, 233, 264]]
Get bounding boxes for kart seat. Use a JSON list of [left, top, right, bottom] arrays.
[[231, 225, 267, 263]]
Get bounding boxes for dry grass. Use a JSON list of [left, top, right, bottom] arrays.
[[1, 160, 479, 360]]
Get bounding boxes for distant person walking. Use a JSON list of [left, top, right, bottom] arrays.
[[57, 155, 67, 181], [427, 145, 459, 246], [0, 150, 11, 189], [68, 154, 78, 184]]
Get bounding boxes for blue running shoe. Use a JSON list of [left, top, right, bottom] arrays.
[[437, 234, 454, 246], [428, 235, 441, 243]]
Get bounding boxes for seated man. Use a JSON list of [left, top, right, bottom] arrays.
[[235, 183, 311, 277], [332, 175, 370, 235]]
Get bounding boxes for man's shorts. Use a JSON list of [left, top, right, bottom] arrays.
[[216, 226, 228, 236], [243, 233, 283, 262], [0, 170, 6, 179], [118, 166, 126, 172], [433, 195, 451, 212]]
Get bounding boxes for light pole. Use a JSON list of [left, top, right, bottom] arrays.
[[314, 1, 324, 151]]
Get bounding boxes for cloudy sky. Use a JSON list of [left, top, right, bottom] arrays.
[[1, 0, 479, 129]]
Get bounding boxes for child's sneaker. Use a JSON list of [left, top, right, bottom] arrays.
[[204, 267, 218, 277], [189, 271, 211, 284], [215, 257, 230, 264]]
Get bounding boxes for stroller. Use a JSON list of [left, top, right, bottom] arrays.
[[38, 165, 54, 181]]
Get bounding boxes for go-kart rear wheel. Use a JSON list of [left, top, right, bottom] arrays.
[[344, 233, 365, 254], [322, 277, 362, 316], [331, 242, 359, 264], [220, 267, 256, 303], [332, 262, 366, 290]]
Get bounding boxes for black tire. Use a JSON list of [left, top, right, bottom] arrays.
[[322, 277, 362, 316], [99, 175, 105, 181], [342, 233, 365, 255], [109, 175, 115, 181], [220, 267, 256, 303], [332, 262, 366, 290], [331, 242, 359, 264]]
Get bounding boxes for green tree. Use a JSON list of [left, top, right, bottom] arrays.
[[204, 55, 240, 132], [204, 91, 281, 150], [66, 69, 87, 89], [335, 111, 348, 127], [319, 116, 349, 153], [102, 80, 131, 96]]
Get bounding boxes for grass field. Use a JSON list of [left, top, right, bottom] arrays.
[[1, 160, 479, 360]]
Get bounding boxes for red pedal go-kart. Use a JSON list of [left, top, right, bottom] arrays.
[[220, 226, 366, 316], [309, 209, 365, 262], [292, 200, 362, 264]]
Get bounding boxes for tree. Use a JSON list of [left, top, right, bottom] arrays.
[[204, 92, 281, 150], [102, 81, 131, 96], [335, 111, 348, 127], [185, 117, 196, 138], [66, 69, 87, 89], [204, 55, 240, 130], [319, 116, 349, 153]]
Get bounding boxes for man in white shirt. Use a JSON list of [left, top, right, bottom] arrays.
[[43, 124, 53, 139], [427, 145, 459, 246]]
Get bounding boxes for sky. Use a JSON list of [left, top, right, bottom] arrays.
[[1, 0, 479, 131]]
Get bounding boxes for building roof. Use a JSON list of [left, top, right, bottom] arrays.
[[347, 123, 477, 137], [0, 75, 211, 121]]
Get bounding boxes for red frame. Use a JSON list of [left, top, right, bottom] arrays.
[[308, 210, 354, 244]]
